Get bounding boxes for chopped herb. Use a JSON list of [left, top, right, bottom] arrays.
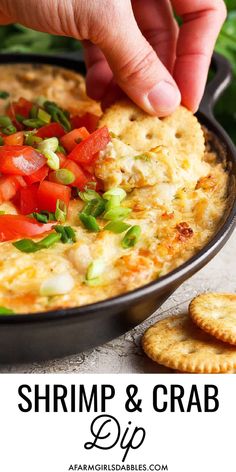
[[0, 136, 4, 146], [56, 144, 66, 155], [52, 169, 75, 185], [86, 260, 104, 280], [30, 104, 38, 119], [103, 187, 126, 201]]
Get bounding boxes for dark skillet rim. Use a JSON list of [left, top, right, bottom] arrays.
[[0, 53, 235, 323]]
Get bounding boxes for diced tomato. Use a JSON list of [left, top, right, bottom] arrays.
[[4, 131, 24, 146], [0, 146, 46, 176], [57, 152, 67, 167], [62, 159, 89, 190], [67, 126, 110, 164], [24, 165, 49, 185], [8, 97, 33, 120], [60, 127, 90, 153], [37, 180, 71, 212], [20, 184, 39, 215], [0, 176, 23, 203], [71, 113, 100, 133], [36, 123, 65, 139], [0, 214, 54, 242]]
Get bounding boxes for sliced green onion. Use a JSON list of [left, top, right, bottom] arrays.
[[25, 133, 42, 146], [44, 101, 71, 131], [0, 210, 5, 215], [105, 195, 120, 211], [0, 116, 12, 127], [38, 108, 51, 124], [86, 260, 105, 280], [52, 169, 75, 185], [78, 188, 102, 202], [44, 150, 60, 170], [54, 225, 76, 243], [13, 239, 39, 253], [103, 187, 126, 201], [23, 118, 44, 128], [104, 220, 130, 234], [0, 306, 14, 315], [55, 199, 67, 223], [13, 232, 61, 253], [2, 124, 17, 135], [103, 207, 131, 221], [37, 137, 59, 153], [30, 105, 38, 119], [0, 91, 10, 99], [36, 96, 47, 107], [0, 136, 4, 146], [31, 211, 55, 223], [79, 213, 100, 232], [56, 145, 66, 155], [121, 225, 141, 248], [40, 272, 74, 296], [85, 277, 102, 286], [39, 232, 61, 248], [16, 113, 26, 123], [83, 198, 106, 218]]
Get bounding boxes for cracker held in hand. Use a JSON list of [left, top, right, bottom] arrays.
[[142, 314, 236, 373], [189, 293, 236, 346], [99, 99, 205, 158]]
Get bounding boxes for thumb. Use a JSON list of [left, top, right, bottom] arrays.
[[97, 5, 181, 116]]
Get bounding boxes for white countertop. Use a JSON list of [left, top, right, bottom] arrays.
[[1, 232, 235, 374]]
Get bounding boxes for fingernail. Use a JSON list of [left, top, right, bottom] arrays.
[[147, 81, 181, 116]]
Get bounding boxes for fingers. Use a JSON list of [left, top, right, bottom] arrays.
[[172, 0, 227, 112], [97, 1, 180, 116], [83, 41, 113, 101], [132, 0, 178, 73]]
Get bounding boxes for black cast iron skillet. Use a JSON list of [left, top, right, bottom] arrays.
[[0, 52, 235, 363]]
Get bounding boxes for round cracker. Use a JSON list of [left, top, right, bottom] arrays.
[[189, 293, 236, 346], [142, 314, 236, 373], [99, 99, 205, 159]]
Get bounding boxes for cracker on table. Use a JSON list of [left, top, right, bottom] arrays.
[[189, 293, 236, 346], [99, 99, 205, 159], [142, 314, 236, 373]]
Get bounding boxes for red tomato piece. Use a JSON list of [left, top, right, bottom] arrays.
[[38, 180, 71, 212], [71, 113, 100, 133], [24, 165, 49, 185], [67, 126, 110, 164], [62, 159, 89, 190], [57, 152, 67, 167], [0, 176, 22, 203], [0, 146, 46, 176], [60, 127, 90, 153], [8, 97, 33, 120], [36, 123, 66, 139], [20, 184, 39, 214], [0, 214, 54, 242], [4, 132, 24, 146]]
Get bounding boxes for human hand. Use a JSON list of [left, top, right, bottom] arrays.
[[0, 0, 227, 116]]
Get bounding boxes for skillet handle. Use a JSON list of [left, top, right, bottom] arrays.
[[199, 52, 232, 117]]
